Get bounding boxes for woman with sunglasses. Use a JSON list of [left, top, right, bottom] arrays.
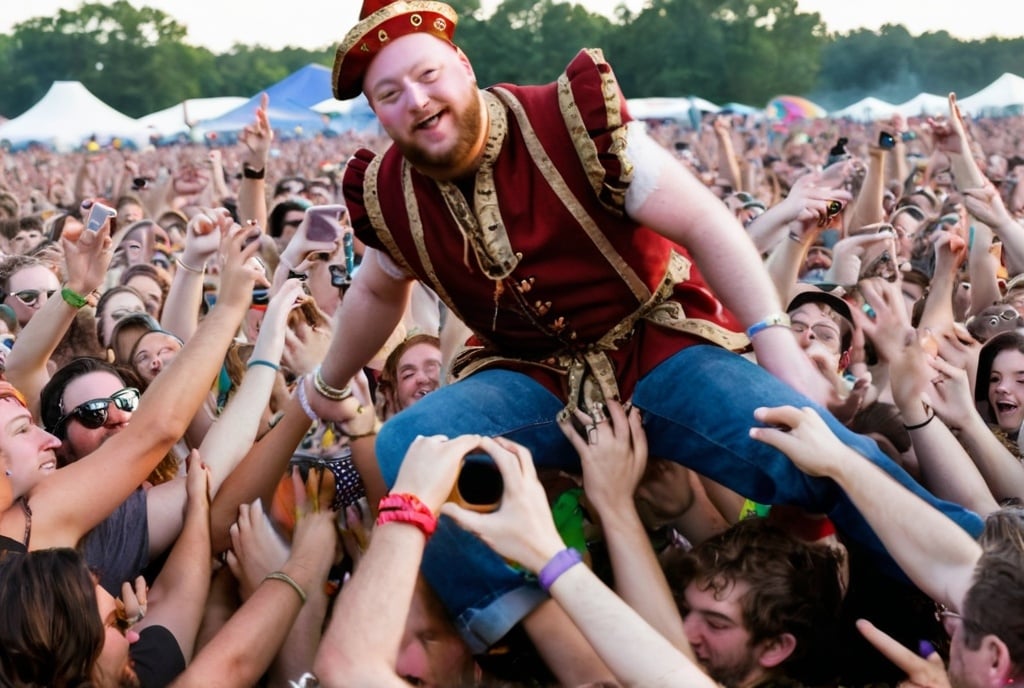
[[0, 216, 263, 570], [0, 253, 60, 327]]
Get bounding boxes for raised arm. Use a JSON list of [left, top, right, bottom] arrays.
[[560, 400, 692, 657], [4, 200, 113, 415], [314, 434, 482, 687], [750, 404, 981, 612], [135, 453, 212, 662], [236, 93, 273, 230], [28, 224, 261, 548], [160, 209, 229, 341], [309, 248, 413, 417], [175, 479, 338, 687]]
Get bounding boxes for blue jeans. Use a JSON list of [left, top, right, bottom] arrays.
[[376, 344, 984, 653]]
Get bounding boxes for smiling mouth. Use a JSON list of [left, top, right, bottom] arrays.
[[415, 110, 444, 130], [996, 401, 1019, 414]]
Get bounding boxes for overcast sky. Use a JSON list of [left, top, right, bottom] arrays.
[[0, 0, 1019, 54]]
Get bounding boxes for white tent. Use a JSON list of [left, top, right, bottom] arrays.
[[138, 97, 247, 141], [626, 96, 719, 121], [958, 72, 1024, 116], [0, 81, 148, 151], [894, 92, 948, 118], [830, 96, 897, 122]]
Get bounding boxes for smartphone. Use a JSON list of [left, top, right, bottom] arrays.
[[86, 202, 117, 231], [450, 454, 503, 513], [305, 204, 346, 243], [878, 131, 896, 150]]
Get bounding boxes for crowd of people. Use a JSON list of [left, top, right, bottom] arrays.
[[0, 0, 1023, 686]]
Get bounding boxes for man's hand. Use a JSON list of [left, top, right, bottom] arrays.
[[559, 400, 647, 519], [749, 404, 849, 479], [856, 619, 951, 688]]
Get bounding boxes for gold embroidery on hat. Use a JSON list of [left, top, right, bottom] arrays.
[[378, 29, 389, 42], [360, 43, 370, 52], [434, 18, 447, 31], [410, 13, 423, 26]]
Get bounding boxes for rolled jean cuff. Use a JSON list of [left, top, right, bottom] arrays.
[[455, 583, 549, 655]]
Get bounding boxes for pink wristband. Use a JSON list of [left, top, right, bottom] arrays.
[[538, 548, 583, 592]]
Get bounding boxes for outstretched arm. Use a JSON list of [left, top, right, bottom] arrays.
[[29, 224, 261, 549], [5, 200, 113, 415], [750, 404, 981, 612], [561, 400, 692, 657]]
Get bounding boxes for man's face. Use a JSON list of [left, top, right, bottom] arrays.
[[5, 264, 60, 326], [365, 33, 484, 179], [801, 246, 832, 275], [395, 580, 475, 687], [943, 613, 990, 688], [682, 579, 769, 688], [789, 302, 845, 373], [60, 371, 132, 464], [395, 342, 442, 411]]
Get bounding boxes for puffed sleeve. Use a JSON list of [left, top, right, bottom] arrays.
[[341, 147, 387, 252], [557, 48, 635, 215]]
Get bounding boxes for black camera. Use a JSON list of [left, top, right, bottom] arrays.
[[878, 131, 896, 150], [450, 453, 503, 513]]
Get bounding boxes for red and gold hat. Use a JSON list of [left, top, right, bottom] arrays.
[[333, 0, 459, 101]]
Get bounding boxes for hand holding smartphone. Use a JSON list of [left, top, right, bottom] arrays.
[[86, 202, 117, 232], [305, 204, 347, 243]]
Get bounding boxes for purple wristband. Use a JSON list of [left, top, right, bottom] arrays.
[[538, 548, 583, 593]]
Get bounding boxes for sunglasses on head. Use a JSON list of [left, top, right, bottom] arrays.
[[55, 387, 140, 432], [11, 289, 56, 307]]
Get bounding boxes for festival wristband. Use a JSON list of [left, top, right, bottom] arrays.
[[60, 286, 88, 309], [746, 312, 791, 339], [538, 547, 583, 592]]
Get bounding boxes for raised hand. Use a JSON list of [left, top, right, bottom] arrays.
[[62, 198, 114, 294], [225, 497, 290, 601], [559, 400, 647, 518], [239, 92, 274, 172], [749, 405, 849, 479], [856, 619, 950, 688], [179, 206, 233, 273]]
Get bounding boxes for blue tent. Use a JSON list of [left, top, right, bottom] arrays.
[[193, 64, 333, 141]]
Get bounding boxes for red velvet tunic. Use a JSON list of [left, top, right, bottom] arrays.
[[344, 49, 742, 403]]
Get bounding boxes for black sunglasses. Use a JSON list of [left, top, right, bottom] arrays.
[[55, 387, 140, 432], [11, 289, 56, 307]]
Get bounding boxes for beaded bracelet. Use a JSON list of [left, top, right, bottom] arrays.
[[264, 571, 307, 604], [247, 359, 280, 372], [538, 548, 583, 593]]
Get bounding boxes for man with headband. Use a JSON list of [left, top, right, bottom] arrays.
[[309, 0, 982, 658]]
